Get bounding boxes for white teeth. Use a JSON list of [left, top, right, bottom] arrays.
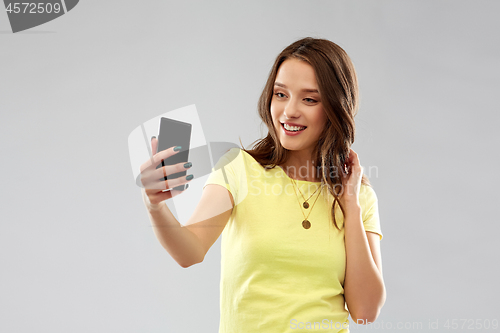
[[283, 124, 306, 131]]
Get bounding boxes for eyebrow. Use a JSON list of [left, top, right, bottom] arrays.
[[274, 82, 319, 94]]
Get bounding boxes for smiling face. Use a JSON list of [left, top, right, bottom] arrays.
[[270, 58, 327, 157]]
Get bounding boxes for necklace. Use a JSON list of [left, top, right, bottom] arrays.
[[293, 180, 322, 209], [289, 177, 324, 229], [281, 166, 323, 208]]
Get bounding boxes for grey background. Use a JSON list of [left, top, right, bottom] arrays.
[[1, 0, 499, 332]]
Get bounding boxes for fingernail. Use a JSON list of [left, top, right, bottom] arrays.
[[184, 162, 192, 168], [186, 174, 194, 180], [185, 184, 189, 190], [151, 136, 156, 140], [174, 146, 182, 152]]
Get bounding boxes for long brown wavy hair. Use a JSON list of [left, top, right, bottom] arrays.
[[241, 37, 371, 230]]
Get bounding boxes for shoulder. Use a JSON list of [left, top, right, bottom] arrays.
[[358, 184, 379, 213], [358, 184, 383, 240], [359, 184, 378, 202], [225, 148, 260, 169], [213, 148, 243, 168], [222, 147, 243, 159]]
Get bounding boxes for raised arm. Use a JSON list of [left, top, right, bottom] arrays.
[[141, 137, 234, 268], [143, 183, 234, 268]]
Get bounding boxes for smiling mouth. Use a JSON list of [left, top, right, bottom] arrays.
[[281, 123, 307, 132]]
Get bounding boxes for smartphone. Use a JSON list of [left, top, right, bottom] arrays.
[[156, 117, 192, 192]]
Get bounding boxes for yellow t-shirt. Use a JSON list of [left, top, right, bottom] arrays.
[[203, 148, 383, 333]]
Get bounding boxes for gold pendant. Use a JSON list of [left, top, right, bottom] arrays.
[[303, 202, 309, 209], [302, 220, 311, 229]]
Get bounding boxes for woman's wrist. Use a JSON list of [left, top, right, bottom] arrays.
[[342, 199, 361, 217], [148, 201, 165, 212], [142, 188, 166, 212]]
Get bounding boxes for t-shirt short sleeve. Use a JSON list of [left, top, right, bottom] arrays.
[[360, 184, 383, 241], [203, 148, 244, 205]]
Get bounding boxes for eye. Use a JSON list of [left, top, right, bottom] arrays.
[[274, 92, 287, 98], [304, 98, 317, 103]]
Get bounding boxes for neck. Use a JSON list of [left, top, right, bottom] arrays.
[[280, 150, 321, 182]]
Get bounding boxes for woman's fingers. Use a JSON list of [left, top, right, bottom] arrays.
[[149, 161, 192, 181], [348, 149, 360, 165], [140, 140, 191, 206], [341, 148, 363, 186], [141, 162, 193, 189], [151, 136, 158, 156], [139, 145, 181, 174], [143, 173, 194, 191], [344, 148, 357, 165], [146, 185, 189, 205], [344, 149, 361, 172], [138, 143, 185, 189]]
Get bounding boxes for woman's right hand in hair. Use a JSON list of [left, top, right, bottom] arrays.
[[139, 137, 194, 207]]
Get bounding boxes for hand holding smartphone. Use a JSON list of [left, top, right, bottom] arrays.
[[155, 118, 193, 192], [138, 117, 193, 206]]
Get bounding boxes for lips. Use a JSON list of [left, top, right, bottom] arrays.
[[280, 123, 307, 136], [281, 122, 307, 128], [281, 123, 307, 132]]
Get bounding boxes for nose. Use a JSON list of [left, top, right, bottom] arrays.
[[283, 97, 301, 119]]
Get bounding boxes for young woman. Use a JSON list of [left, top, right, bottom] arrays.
[[139, 37, 385, 332]]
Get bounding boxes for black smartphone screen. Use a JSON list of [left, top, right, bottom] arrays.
[[156, 117, 192, 191]]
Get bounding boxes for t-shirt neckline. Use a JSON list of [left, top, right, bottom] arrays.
[[239, 149, 322, 184], [276, 165, 323, 184]]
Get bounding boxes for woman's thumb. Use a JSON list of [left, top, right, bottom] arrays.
[[151, 136, 158, 155]]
